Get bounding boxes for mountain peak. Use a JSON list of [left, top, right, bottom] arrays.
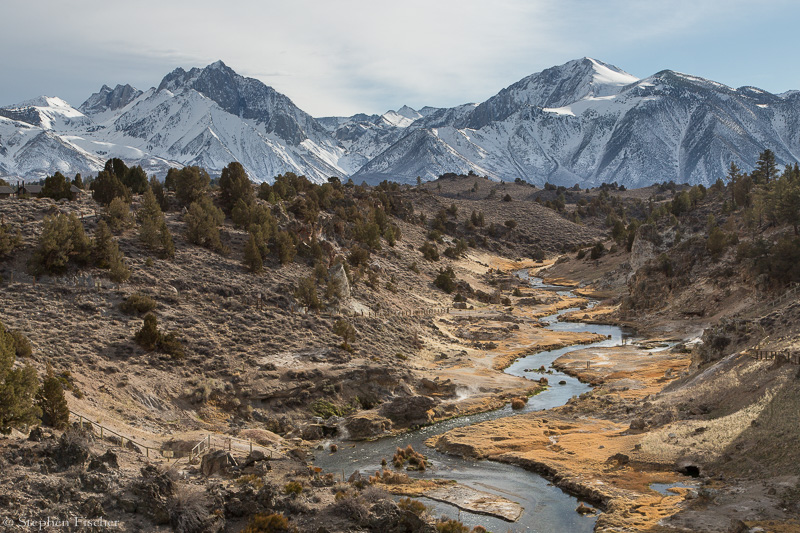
[[80, 84, 142, 115], [396, 105, 422, 120], [459, 58, 638, 129]]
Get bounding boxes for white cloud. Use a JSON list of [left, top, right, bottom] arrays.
[[1, 0, 798, 114]]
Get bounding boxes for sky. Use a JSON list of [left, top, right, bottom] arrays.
[[1, 0, 799, 117]]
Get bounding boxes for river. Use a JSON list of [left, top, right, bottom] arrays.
[[312, 271, 635, 531]]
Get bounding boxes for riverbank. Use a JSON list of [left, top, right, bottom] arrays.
[[429, 343, 696, 531]]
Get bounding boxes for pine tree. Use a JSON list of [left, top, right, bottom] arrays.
[[726, 162, 741, 207], [243, 232, 263, 273], [36, 364, 68, 430], [780, 179, 800, 235], [754, 149, 778, 184]]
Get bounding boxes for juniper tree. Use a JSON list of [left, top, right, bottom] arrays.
[[122, 165, 148, 194], [219, 161, 254, 213], [185, 195, 225, 253], [135, 313, 160, 351], [295, 276, 321, 309], [92, 220, 115, 268], [139, 187, 174, 258], [93, 220, 130, 282], [0, 222, 21, 258], [28, 213, 90, 275], [271, 230, 296, 265], [91, 170, 130, 206], [41, 172, 74, 201], [148, 176, 169, 211], [106, 197, 132, 233], [0, 321, 40, 434], [173, 166, 210, 207], [243, 232, 263, 273], [36, 364, 69, 429]]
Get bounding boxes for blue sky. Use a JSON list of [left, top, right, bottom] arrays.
[[1, 0, 798, 116]]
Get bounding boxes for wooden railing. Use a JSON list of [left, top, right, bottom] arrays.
[[758, 282, 800, 310], [750, 349, 800, 365], [70, 410, 284, 465], [188, 433, 283, 462], [69, 410, 164, 460]]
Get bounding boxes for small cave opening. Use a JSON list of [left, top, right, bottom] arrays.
[[679, 464, 701, 478]]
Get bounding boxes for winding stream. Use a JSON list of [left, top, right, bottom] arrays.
[[312, 272, 635, 531]]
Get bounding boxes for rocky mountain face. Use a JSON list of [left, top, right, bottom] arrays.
[[1, 58, 799, 186]]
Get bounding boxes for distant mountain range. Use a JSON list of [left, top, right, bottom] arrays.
[[2, 58, 799, 187]]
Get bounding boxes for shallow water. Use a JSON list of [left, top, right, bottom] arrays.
[[650, 482, 698, 496], [312, 271, 634, 531]]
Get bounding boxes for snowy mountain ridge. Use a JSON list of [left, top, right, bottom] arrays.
[[2, 58, 799, 187]]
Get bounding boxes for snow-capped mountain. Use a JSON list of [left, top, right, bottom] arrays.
[[2, 58, 799, 187], [354, 59, 800, 186]]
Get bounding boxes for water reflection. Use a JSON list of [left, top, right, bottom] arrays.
[[313, 271, 632, 531]]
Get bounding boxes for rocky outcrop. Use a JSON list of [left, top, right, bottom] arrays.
[[132, 465, 175, 524], [628, 223, 662, 278], [379, 395, 439, 428], [201, 450, 238, 477], [51, 430, 90, 471], [328, 262, 351, 304], [345, 412, 393, 440], [419, 377, 457, 398], [368, 500, 436, 533]]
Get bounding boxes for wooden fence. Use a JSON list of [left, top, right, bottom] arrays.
[[188, 433, 283, 462], [750, 349, 800, 365], [768, 282, 800, 308], [70, 410, 283, 465], [69, 410, 164, 460]]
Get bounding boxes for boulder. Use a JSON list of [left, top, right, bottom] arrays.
[[201, 450, 238, 477], [629, 418, 646, 431], [28, 426, 44, 442], [419, 377, 457, 398], [51, 430, 90, 471], [368, 500, 436, 533], [301, 424, 324, 441], [133, 465, 174, 524], [328, 262, 351, 303], [379, 395, 439, 427], [345, 413, 393, 440]]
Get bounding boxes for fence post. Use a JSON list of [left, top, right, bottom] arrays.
[[250, 440, 253, 453]]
